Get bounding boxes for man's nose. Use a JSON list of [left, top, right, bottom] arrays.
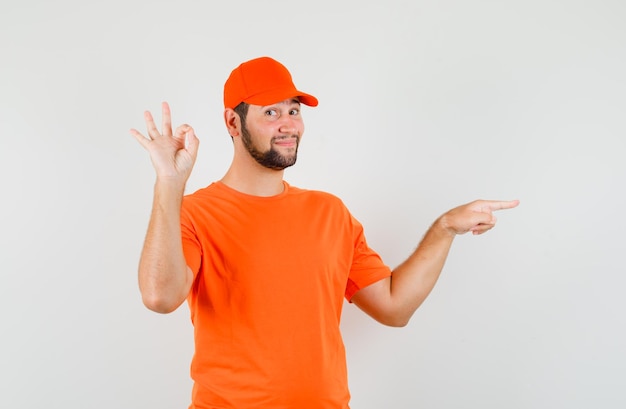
[[278, 117, 298, 135]]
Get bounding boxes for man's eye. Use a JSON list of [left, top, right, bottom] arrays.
[[289, 109, 299, 115], [265, 109, 277, 116]]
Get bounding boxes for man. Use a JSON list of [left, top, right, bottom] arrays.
[[130, 56, 518, 408]]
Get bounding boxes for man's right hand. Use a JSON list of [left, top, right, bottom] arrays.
[[130, 101, 199, 184]]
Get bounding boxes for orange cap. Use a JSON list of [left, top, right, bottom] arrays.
[[223, 57, 318, 109]]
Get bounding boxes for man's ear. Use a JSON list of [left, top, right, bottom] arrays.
[[224, 108, 241, 137]]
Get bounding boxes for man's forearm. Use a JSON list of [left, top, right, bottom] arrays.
[[389, 218, 455, 323], [138, 180, 193, 313]]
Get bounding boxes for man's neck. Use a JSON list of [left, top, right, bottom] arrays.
[[220, 163, 286, 197]]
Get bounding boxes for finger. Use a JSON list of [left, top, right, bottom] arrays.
[[130, 128, 150, 149], [162, 101, 173, 137], [472, 228, 490, 236], [185, 128, 200, 157], [481, 199, 520, 212], [144, 110, 161, 140], [174, 124, 191, 141], [471, 222, 495, 235]]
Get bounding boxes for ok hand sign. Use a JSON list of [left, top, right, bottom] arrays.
[[130, 101, 200, 184]]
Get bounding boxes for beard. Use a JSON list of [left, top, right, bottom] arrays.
[[241, 124, 300, 170]]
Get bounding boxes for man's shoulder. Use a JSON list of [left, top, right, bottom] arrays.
[[181, 182, 225, 208], [287, 184, 344, 203]]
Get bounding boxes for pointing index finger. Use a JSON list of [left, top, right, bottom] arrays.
[[484, 200, 520, 211]]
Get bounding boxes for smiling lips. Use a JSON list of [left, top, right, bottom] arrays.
[[273, 136, 298, 147]]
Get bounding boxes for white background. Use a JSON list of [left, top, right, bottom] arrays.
[[1, 0, 625, 408]]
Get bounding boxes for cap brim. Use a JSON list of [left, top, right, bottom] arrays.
[[243, 87, 318, 107], [296, 92, 319, 107]]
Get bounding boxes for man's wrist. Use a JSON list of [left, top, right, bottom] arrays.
[[154, 177, 186, 197], [432, 215, 456, 239]]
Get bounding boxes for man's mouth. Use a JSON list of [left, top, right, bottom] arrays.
[[273, 136, 298, 147]]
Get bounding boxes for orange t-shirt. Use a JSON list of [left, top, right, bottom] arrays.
[[180, 182, 391, 409]]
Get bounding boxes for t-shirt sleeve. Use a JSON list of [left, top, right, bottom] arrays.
[[180, 203, 202, 277], [345, 215, 392, 301]]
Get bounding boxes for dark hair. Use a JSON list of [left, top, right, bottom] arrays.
[[234, 102, 249, 126]]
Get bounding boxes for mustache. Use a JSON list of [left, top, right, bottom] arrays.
[[271, 135, 299, 143]]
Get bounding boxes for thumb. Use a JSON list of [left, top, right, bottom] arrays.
[[473, 210, 495, 226]]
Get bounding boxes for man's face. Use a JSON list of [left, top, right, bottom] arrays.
[[240, 99, 304, 170]]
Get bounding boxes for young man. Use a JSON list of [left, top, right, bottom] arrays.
[[131, 56, 518, 408]]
